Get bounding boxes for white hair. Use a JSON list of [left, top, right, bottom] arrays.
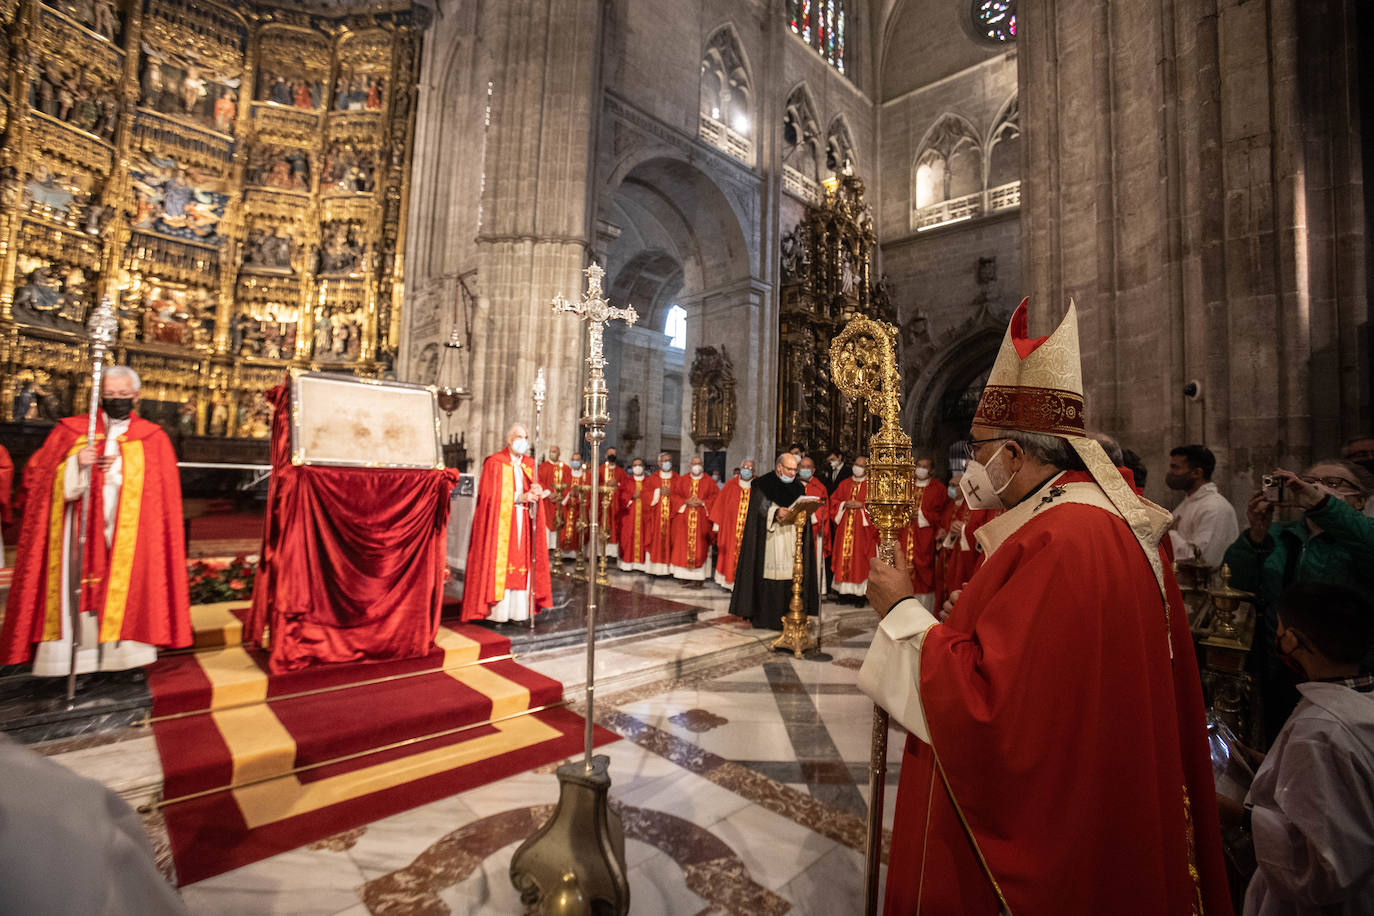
[[103, 366, 141, 391], [506, 422, 527, 438]]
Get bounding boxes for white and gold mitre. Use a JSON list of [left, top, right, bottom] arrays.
[[975, 297, 1175, 608], [973, 298, 1085, 437]]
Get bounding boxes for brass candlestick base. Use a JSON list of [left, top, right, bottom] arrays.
[[510, 755, 629, 915], [771, 511, 817, 658]]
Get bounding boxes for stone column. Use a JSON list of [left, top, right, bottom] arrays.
[[464, 0, 603, 456], [1019, 0, 1368, 507]]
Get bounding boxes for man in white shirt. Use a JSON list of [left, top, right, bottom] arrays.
[[1166, 443, 1240, 568]]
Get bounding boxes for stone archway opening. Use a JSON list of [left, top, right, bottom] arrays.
[[597, 155, 758, 469]]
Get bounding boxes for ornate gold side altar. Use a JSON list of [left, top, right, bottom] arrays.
[[776, 172, 895, 458], [0, 0, 424, 437]]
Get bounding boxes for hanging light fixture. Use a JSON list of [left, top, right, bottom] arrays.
[[436, 272, 476, 414]]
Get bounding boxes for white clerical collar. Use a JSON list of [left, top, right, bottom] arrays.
[[570, 468, 584, 477], [659, 471, 672, 478], [915, 478, 931, 487], [690, 472, 703, 479], [740, 479, 751, 488], [102, 413, 131, 429]]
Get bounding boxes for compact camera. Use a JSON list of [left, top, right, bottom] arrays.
[[1262, 474, 1285, 504]]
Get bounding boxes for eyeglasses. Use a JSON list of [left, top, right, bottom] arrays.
[[1299, 475, 1363, 493], [959, 437, 1008, 460]]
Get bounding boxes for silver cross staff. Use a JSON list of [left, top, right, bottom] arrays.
[[551, 262, 637, 772]]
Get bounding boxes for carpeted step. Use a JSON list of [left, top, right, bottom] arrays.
[[148, 621, 512, 717], [155, 657, 565, 801]]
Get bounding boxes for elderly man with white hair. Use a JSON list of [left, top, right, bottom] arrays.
[[1, 366, 192, 674], [460, 422, 552, 624]]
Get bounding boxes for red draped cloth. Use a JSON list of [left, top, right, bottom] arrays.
[[245, 384, 457, 673], [0, 443, 13, 528]]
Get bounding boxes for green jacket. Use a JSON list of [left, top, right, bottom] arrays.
[[1224, 495, 1374, 662]]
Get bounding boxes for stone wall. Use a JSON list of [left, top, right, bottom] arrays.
[[1019, 0, 1369, 510]]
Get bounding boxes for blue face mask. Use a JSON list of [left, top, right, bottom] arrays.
[[778, 472, 796, 485], [798, 468, 813, 480], [740, 468, 753, 481], [570, 461, 581, 471], [948, 485, 958, 500]]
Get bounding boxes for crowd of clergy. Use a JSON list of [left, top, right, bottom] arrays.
[[529, 441, 996, 616]]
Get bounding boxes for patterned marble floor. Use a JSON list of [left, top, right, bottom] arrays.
[[175, 602, 903, 915]]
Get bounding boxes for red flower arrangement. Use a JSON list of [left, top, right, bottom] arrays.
[[188, 554, 259, 604]]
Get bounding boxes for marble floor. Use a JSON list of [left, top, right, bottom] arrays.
[[29, 571, 901, 915]]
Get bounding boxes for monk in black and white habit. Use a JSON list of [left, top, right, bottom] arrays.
[[728, 452, 823, 630]]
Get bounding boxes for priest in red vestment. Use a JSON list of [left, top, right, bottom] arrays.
[[460, 423, 551, 624], [616, 459, 650, 572], [899, 457, 949, 606], [829, 456, 876, 597], [537, 445, 569, 557], [858, 299, 1230, 915], [556, 458, 590, 558], [934, 475, 1000, 615], [598, 448, 627, 558], [709, 460, 753, 589], [1, 367, 191, 672], [669, 455, 718, 585], [800, 456, 830, 605], [643, 452, 675, 576]]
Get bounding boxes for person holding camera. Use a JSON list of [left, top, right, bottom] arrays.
[[1224, 460, 1374, 741], [1216, 581, 1374, 916]]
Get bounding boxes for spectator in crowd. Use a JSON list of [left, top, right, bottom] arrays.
[[1166, 444, 1241, 568], [1341, 436, 1374, 518], [1122, 448, 1149, 491], [1217, 581, 1374, 916], [1225, 461, 1374, 741]]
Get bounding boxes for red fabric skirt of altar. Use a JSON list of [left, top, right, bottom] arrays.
[[245, 384, 459, 674]]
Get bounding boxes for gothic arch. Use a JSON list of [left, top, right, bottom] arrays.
[[902, 314, 1006, 467], [985, 91, 1019, 190], [700, 23, 754, 137], [826, 114, 856, 174], [910, 111, 983, 226], [782, 83, 822, 182]]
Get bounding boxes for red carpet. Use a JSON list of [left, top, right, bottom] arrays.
[[149, 613, 617, 885]]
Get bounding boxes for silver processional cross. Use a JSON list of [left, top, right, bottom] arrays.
[[551, 261, 637, 770]]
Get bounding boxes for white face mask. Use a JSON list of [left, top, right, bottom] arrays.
[[691, 464, 703, 476], [632, 466, 644, 477], [915, 467, 930, 481], [960, 442, 1014, 510], [660, 461, 672, 472], [830, 460, 842, 470], [511, 437, 529, 455], [851, 466, 866, 480]]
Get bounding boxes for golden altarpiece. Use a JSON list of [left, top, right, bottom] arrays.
[[776, 172, 894, 458], [0, 0, 423, 449]]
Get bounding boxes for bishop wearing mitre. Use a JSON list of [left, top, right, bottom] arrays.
[[858, 300, 1229, 913], [709, 460, 754, 589], [1, 367, 191, 673], [669, 455, 718, 585], [461, 423, 551, 624]]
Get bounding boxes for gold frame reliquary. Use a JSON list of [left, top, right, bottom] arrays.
[[289, 370, 443, 469]]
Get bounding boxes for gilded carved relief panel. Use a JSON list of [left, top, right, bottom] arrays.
[[0, 0, 424, 434]]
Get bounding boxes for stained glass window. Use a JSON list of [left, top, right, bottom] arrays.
[[789, 0, 847, 74], [973, 0, 1017, 43]]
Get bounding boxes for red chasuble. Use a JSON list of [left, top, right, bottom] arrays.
[[557, 471, 589, 552], [598, 463, 627, 548], [804, 477, 830, 556], [616, 475, 649, 567], [885, 471, 1230, 915], [900, 478, 949, 594], [644, 472, 675, 569], [828, 477, 876, 588], [537, 460, 569, 533], [935, 501, 998, 611], [1, 414, 191, 664], [460, 451, 551, 622], [707, 477, 751, 585], [669, 474, 718, 570]]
